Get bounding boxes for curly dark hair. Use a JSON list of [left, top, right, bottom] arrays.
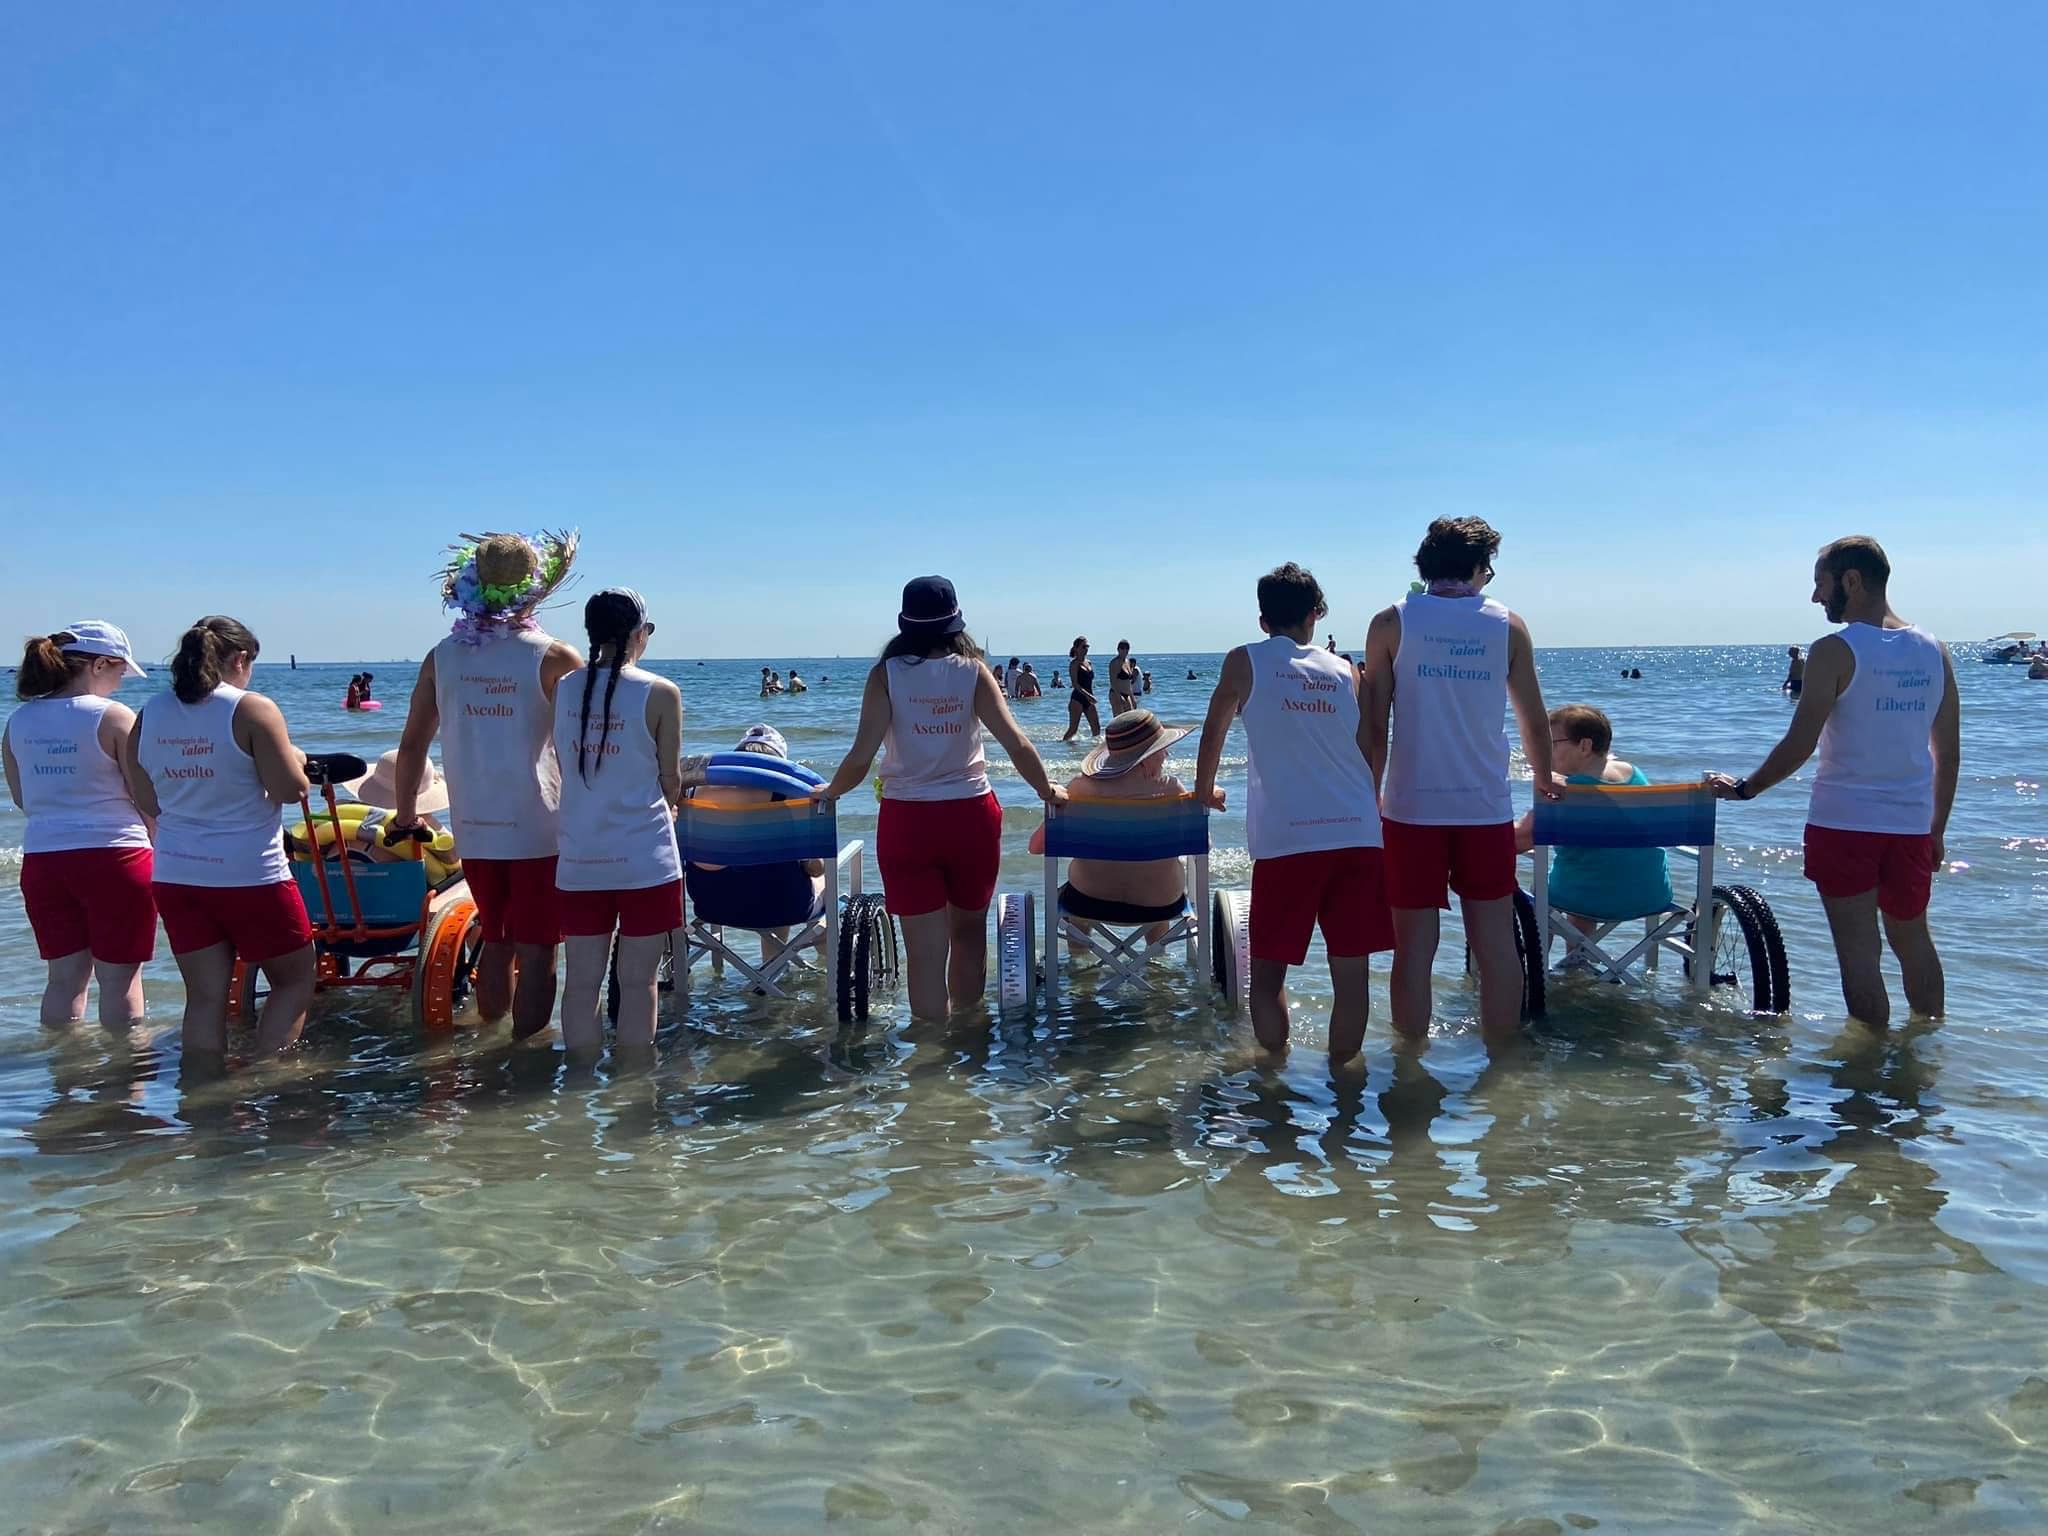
[[1414, 517, 1502, 583]]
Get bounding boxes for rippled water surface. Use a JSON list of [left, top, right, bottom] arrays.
[[4, 646, 2047, 1532]]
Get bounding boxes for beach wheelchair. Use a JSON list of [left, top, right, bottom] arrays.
[[608, 753, 899, 1023], [234, 753, 485, 1029], [995, 793, 1219, 1011], [1517, 781, 1790, 1016]]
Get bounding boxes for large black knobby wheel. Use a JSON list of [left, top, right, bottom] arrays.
[[1211, 888, 1252, 1016], [1511, 886, 1546, 1020], [836, 893, 898, 1022], [1686, 884, 1790, 1014]]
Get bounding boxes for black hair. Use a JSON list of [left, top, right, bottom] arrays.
[[1256, 563, 1326, 629], [171, 616, 259, 704], [880, 631, 980, 664], [1818, 535, 1890, 591], [577, 591, 643, 781], [1414, 517, 1503, 583]]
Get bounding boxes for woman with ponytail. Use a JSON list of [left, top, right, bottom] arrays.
[[3, 622, 155, 1027], [123, 616, 317, 1059], [821, 576, 1066, 1021], [552, 588, 683, 1055]]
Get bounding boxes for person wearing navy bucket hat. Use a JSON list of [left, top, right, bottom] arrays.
[[822, 576, 1067, 1020]]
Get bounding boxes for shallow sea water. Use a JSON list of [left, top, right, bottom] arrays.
[[4, 645, 2047, 1533]]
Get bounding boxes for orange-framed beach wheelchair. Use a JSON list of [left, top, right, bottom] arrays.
[[232, 753, 484, 1029]]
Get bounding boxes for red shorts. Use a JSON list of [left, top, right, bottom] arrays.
[[877, 792, 1004, 917], [558, 880, 684, 939], [465, 856, 563, 946], [20, 847, 158, 964], [1382, 818, 1518, 908], [154, 880, 313, 964], [1250, 847, 1395, 964], [1804, 824, 1936, 920]]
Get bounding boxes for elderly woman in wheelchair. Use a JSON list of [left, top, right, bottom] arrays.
[[684, 725, 827, 968], [1515, 705, 1671, 947]]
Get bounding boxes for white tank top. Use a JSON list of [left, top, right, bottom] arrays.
[[432, 630, 561, 860], [136, 684, 288, 887], [878, 655, 990, 801], [1239, 636, 1382, 859], [6, 695, 152, 855], [1381, 592, 1514, 825], [552, 664, 681, 891], [1808, 623, 1947, 835]]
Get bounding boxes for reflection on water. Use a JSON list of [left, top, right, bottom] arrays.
[[5, 981, 2046, 1532], [5, 647, 2048, 1529]]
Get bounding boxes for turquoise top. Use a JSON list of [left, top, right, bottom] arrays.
[[1547, 766, 1676, 920]]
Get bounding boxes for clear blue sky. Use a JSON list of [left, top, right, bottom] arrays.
[[4, 2, 2043, 661]]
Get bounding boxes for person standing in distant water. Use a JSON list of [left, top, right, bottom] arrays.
[[1365, 517, 1561, 1048], [344, 674, 363, 710], [1326, 634, 1338, 652], [1062, 637, 1101, 742], [1142, 670, 1153, 695], [554, 589, 683, 1057], [4, 623, 155, 1029], [1783, 645, 1805, 697], [1004, 657, 1022, 698], [1108, 640, 1141, 716], [1707, 536, 1958, 1027], [1016, 663, 1043, 698], [787, 669, 809, 695], [289, 654, 296, 671], [822, 577, 1065, 1020], [1052, 670, 1065, 689], [389, 531, 583, 1040], [360, 671, 374, 702], [125, 617, 318, 1059], [1195, 564, 1392, 1066]]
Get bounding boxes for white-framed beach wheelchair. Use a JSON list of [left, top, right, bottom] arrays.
[[607, 755, 899, 1024], [1519, 781, 1790, 1015], [995, 793, 1229, 1012]]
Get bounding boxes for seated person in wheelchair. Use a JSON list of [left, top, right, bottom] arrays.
[[290, 750, 463, 886], [1028, 708, 1206, 944], [1515, 704, 1672, 928], [684, 725, 827, 964]]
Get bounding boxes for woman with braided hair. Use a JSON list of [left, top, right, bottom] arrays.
[[553, 587, 683, 1056]]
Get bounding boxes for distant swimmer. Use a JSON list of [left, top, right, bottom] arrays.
[[760, 667, 783, 698], [5, 621, 153, 1030], [1186, 669, 1197, 680], [787, 669, 809, 695], [1630, 668, 1642, 680], [1783, 645, 1805, 696], [1062, 637, 1101, 742], [1141, 670, 1153, 695], [359, 671, 374, 701], [345, 674, 364, 710], [1004, 656, 1022, 698], [2031, 658, 2048, 681], [1015, 662, 1043, 698], [1365, 516, 1560, 1050], [1052, 670, 1065, 689], [1108, 640, 1140, 716], [1706, 536, 1957, 1029]]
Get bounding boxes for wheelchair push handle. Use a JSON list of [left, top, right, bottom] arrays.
[[303, 752, 369, 787], [381, 823, 433, 848]]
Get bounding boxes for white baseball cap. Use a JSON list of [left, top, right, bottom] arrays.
[[736, 723, 789, 758], [62, 620, 147, 679]]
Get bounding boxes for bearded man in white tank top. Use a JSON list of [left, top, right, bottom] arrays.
[[389, 532, 584, 1040], [1707, 537, 1959, 1028], [1364, 518, 1561, 1048], [1194, 563, 1393, 1066]]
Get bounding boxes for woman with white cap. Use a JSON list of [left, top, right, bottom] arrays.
[[821, 575, 1065, 1020], [553, 587, 684, 1055], [3, 622, 156, 1029], [124, 616, 318, 1059], [683, 724, 828, 968]]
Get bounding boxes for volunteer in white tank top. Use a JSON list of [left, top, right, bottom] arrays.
[[1194, 562, 1390, 1065], [3, 622, 155, 1029], [552, 588, 683, 1056], [1365, 518, 1560, 1049], [823, 576, 1065, 1021], [387, 530, 583, 1041], [1708, 536, 1959, 1029], [123, 616, 319, 1060]]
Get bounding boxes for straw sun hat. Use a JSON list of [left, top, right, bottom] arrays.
[[1081, 709, 1191, 779]]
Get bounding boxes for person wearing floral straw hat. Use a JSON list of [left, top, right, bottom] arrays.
[[821, 575, 1066, 1020], [1028, 708, 1223, 944], [388, 530, 582, 1039]]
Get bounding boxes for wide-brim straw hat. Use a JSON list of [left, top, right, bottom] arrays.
[[1082, 709, 1192, 779], [345, 750, 451, 814]]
